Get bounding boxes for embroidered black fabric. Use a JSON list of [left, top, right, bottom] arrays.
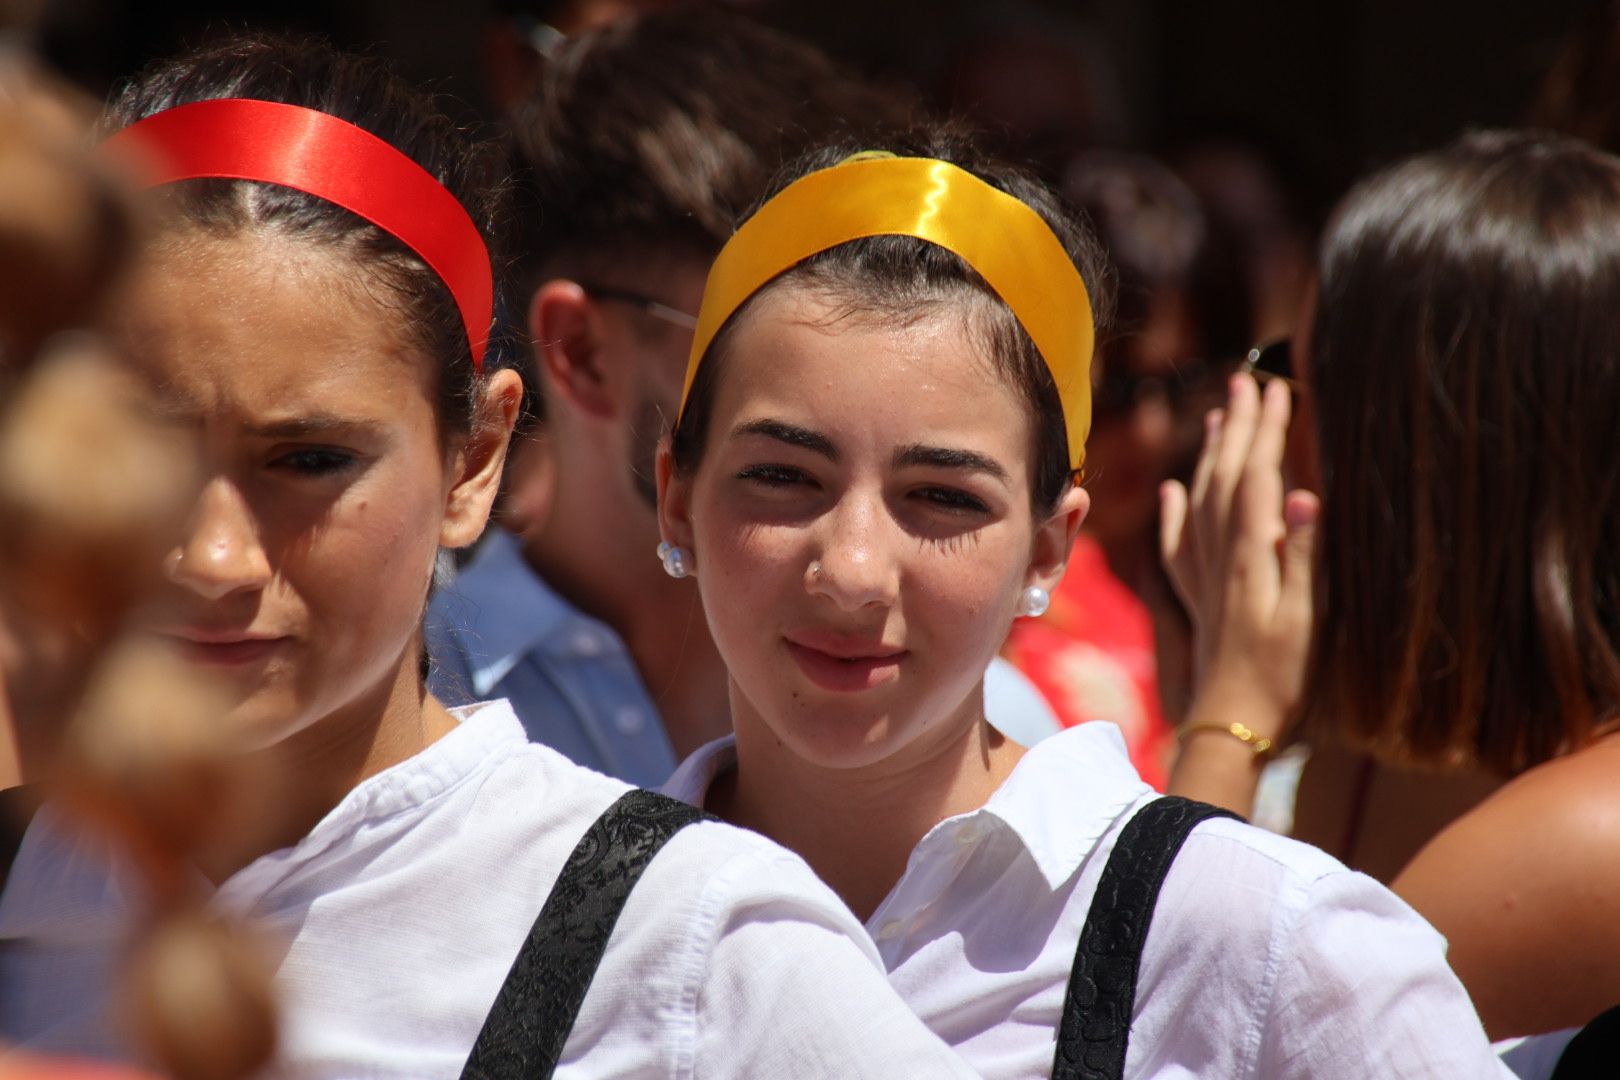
[[460, 788, 709, 1080], [1052, 796, 1239, 1080]]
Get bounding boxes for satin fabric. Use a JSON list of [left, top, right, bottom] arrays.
[[679, 155, 1095, 469]]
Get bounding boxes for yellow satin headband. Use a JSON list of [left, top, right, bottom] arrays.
[[677, 154, 1095, 470]]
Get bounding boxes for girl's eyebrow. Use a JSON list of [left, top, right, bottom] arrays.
[[730, 418, 838, 461], [893, 443, 1009, 481], [244, 414, 387, 439]]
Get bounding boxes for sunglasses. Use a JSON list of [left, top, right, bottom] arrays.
[[1241, 339, 1296, 387], [578, 284, 700, 331]]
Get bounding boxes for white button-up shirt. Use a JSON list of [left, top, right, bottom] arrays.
[[0, 701, 975, 1079], [664, 722, 1511, 1079]]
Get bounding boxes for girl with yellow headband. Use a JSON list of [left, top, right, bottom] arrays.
[[656, 134, 1508, 1078]]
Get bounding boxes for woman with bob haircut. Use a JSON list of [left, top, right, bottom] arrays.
[[1165, 129, 1620, 1041], [655, 129, 1508, 1077], [0, 34, 982, 1078]]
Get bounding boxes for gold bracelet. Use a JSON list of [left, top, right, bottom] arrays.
[[1175, 719, 1277, 761]]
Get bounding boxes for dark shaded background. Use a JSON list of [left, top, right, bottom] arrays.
[[28, 0, 1593, 226]]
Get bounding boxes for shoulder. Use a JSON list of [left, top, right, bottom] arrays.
[[643, 813, 866, 933], [1152, 806, 1403, 947], [1397, 741, 1620, 922], [451, 704, 640, 843], [1394, 741, 1620, 1035], [1406, 738, 1620, 881], [1137, 805, 1502, 1073]]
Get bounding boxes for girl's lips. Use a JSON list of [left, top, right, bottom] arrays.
[[162, 635, 289, 667], [784, 639, 908, 693]]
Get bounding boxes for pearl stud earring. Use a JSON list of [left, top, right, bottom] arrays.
[[1017, 585, 1050, 618], [657, 540, 693, 579]]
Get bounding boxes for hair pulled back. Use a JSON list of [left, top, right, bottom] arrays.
[[669, 127, 1112, 517], [1305, 129, 1620, 773], [104, 33, 509, 433]]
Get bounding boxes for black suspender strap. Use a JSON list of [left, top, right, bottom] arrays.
[[1551, 1003, 1620, 1079], [1052, 795, 1239, 1080], [0, 785, 43, 903], [460, 789, 709, 1080]]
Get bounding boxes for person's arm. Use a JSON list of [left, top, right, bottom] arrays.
[[1160, 374, 1318, 817], [1257, 867, 1512, 1078], [1393, 752, 1620, 1039]]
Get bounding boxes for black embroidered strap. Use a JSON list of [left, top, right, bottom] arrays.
[[1052, 795, 1239, 1080], [460, 789, 709, 1080]]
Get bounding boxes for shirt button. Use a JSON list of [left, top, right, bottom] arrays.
[[614, 707, 646, 735], [954, 823, 981, 846], [571, 631, 603, 657], [878, 919, 904, 941]]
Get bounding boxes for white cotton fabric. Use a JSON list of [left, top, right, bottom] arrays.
[[664, 722, 1513, 1079], [0, 700, 975, 1079]]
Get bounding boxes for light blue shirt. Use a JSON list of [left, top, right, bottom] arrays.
[[425, 529, 678, 787]]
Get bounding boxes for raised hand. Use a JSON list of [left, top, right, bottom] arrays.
[[1160, 374, 1319, 813]]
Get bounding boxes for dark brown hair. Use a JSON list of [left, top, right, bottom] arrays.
[[1062, 149, 1251, 379], [1304, 129, 1620, 773], [103, 34, 510, 434], [505, 5, 917, 296], [669, 128, 1112, 517]]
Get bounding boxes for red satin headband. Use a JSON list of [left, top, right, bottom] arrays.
[[102, 98, 492, 371]]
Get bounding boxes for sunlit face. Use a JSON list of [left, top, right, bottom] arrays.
[[119, 230, 466, 749], [661, 287, 1086, 770]]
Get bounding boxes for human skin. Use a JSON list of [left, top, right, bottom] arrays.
[[116, 229, 520, 880], [657, 286, 1087, 918], [520, 260, 730, 758]]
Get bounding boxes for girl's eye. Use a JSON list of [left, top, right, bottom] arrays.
[[736, 464, 811, 488], [272, 448, 359, 476], [915, 486, 990, 515]]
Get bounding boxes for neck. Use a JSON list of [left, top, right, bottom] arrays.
[[193, 637, 456, 884], [713, 684, 1024, 921], [520, 438, 730, 759]]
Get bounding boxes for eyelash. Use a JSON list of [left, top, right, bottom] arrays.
[[272, 448, 359, 476], [914, 486, 990, 515], [737, 464, 990, 519], [736, 464, 810, 488]]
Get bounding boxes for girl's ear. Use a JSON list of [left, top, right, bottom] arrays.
[[441, 367, 524, 549], [655, 436, 696, 554], [1026, 483, 1090, 596]]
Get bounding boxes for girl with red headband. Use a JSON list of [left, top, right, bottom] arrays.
[[0, 35, 978, 1079], [655, 133, 1510, 1077]]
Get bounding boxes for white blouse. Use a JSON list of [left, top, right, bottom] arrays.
[[0, 700, 975, 1078], [663, 722, 1512, 1079]]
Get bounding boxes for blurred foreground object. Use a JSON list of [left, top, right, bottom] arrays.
[[0, 54, 132, 375], [0, 59, 277, 1080]]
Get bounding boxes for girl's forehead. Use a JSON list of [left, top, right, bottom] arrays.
[[713, 288, 1029, 452], [119, 231, 433, 412]]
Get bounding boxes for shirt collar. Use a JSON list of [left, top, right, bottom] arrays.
[[214, 701, 529, 911], [661, 734, 737, 807], [442, 529, 629, 696], [668, 724, 1151, 892], [977, 720, 1152, 889]]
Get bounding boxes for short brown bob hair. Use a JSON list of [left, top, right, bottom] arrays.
[[1304, 129, 1620, 774]]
